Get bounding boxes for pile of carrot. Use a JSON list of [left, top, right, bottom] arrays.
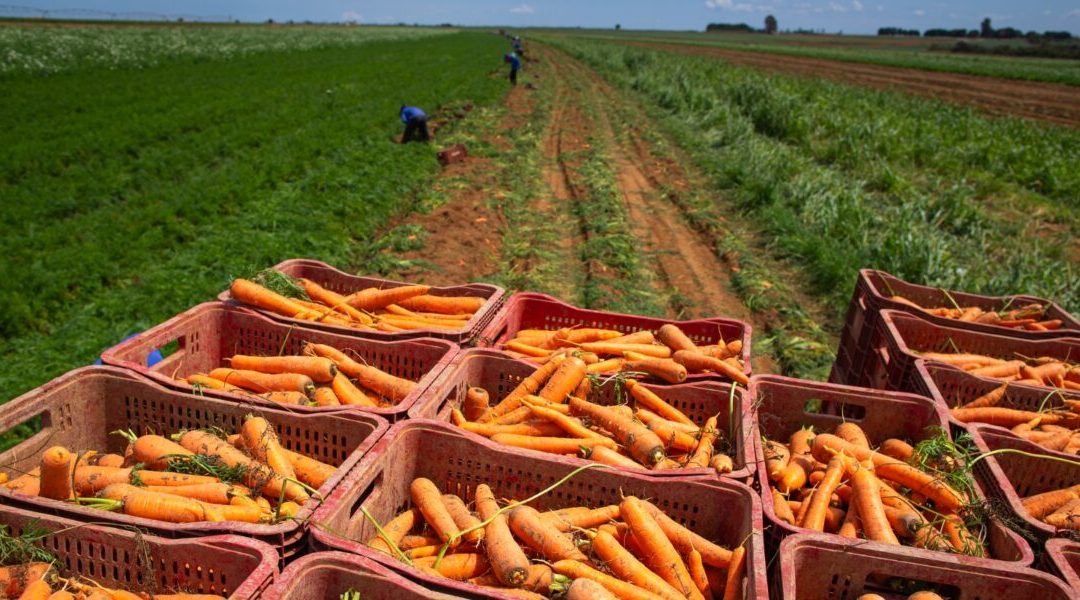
[[889, 296, 1061, 331], [450, 354, 735, 473], [1, 416, 335, 524], [917, 350, 1080, 392], [181, 343, 417, 408], [230, 274, 484, 333], [858, 592, 943, 600], [366, 477, 747, 599], [1019, 483, 1080, 531], [0, 561, 222, 600], [499, 324, 747, 385], [762, 423, 985, 557], [948, 385, 1080, 454]]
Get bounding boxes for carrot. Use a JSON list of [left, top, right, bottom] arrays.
[[489, 433, 616, 455], [851, 469, 899, 545], [507, 341, 552, 357], [464, 387, 491, 421], [522, 397, 614, 443], [763, 439, 791, 481], [589, 530, 685, 600], [587, 358, 626, 374], [230, 278, 310, 318], [878, 438, 914, 461], [970, 361, 1024, 379], [409, 477, 460, 548], [97, 483, 218, 522], [461, 420, 565, 438], [1, 564, 52, 598], [574, 376, 593, 401], [345, 285, 430, 311], [240, 417, 301, 494], [908, 593, 945, 600], [575, 342, 669, 358], [950, 407, 1072, 428], [304, 343, 415, 402], [566, 577, 619, 600], [324, 373, 371, 407], [637, 410, 699, 452], [657, 324, 699, 352], [17, 578, 51, 600], [308, 387, 337, 407], [584, 445, 644, 469], [177, 430, 302, 503], [772, 489, 796, 524], [568, 397, 665, 466], [552, 560, 663, 600], [1022, 487, 1080, 519], [297, 278, 374, 324], [672, 351, 748, 385], [482, 356, 568, 421], [838, 501, 861, 538], [442, 494, 484, 544], [130, 435, 194, 470], [624, 380, 695, 426], [958, 382, 1007, 409], [801, 456, 846, 531], [640, 499, 732, 569], [185, 374, 248, 393], [46, 592, 74, 600], [398, 294, 483, 315], [1044, 498, 1080, 530], [469, 485, 528, 588], [536, 357, 588, 405], [835, 422, 870, 449], [623, 355, 688, 384], [39, 446, 74, 500], [687, 548, 713, 600], [620, 496, 702, 600], [208, 368, 314, 397], [141, 482, 244, 505], [508, 505, 588, 562], [367, 507, 419, 555], [604, 331, 657, 346], [543, 505, 620, 532], [686, 415, 719, 469], [919, 352, 1002, 367], [229, 354, 337, 383], [72, 466, 218, 495], [720, 544, 746, 600], [413, 554, 489, 581]]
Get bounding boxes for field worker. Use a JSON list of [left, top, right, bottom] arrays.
[[399, 104, 430, 143], [504, 52, 522, 85], [512, 36, 525, 58]]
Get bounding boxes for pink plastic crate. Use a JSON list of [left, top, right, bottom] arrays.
[[219, 258, 506, 345], [0, 502, 278, 599], [410, 347, 755, 479], [0, 366, 388, 560], [862, 309, 1080, 393], [1046, 538, 1080, 596], [310, 419, 767, 600], [750, 374, 1032, 567], [101, 302, 457, 420], [776, 534, 1072, 600], [829, 269, 1079, 386], [263, 552, 459, 600], [478, 292, 752, 383]]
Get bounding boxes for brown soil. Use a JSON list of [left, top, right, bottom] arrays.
[[628, 41, 1080, 128]]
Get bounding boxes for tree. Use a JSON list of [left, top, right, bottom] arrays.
[[615, 23, 621, 30], [980, 17, 993, 38], [765, 14, 778, 34]]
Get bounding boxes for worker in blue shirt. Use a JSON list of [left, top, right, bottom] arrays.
[[512, 36, 525, 58], [399, 105, 430, 143], [504, 52, 521, 86]]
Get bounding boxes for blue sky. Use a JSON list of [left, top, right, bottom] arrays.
[[16, 1, 1080, 34]]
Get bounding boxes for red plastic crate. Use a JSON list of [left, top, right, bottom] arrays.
[[263, 552, 459, 600], [0, 502, 278, 599], [310, 419, 767, 600], [829, 269, 1079, 386], [862, 309, 1080, 393], [776, 534, 1072, 600], [477, 292, 752, 383], [409, 347, 755, 480], [750, 375, 1032, 567], [101, 302, 457, 420], [218, 258, 506, 345], [965, 423, 1080, 542], [0, 366, 388, 561], [1046, 538, 1080, 596], [911, 360, 1080, 439]]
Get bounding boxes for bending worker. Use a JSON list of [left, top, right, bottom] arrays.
[[399, 104, 430, 143], [504, 52, 521, 86]]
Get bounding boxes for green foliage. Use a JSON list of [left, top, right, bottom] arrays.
[[0, 31, 506, 406], [0, 522, 57, 566]]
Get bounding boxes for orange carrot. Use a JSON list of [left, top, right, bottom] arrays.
[[482, 356, 568, 421], [442, 494, 484, 544], [304, 343, 415, 402], [672, 350, 748, 385], [490, 433, 615, 455], [584, 445, 643, 469], [587, 358, 625, 374], [410, 477, 460, 548], [185, 374, 248, 393], [39, 446, 74, 500], [345, 285, 430, 311], [801, 456, 845, 531], [208, 368, 314, 397], [623, 355, 688, 384], [637, 410, 698, 452], [588, 530, 685, 600], [536, 357, 588, 405], [178, 430, 302, 503], [98, 484, 233, 523], [367, 507, 419, 555], [398, 294, 483, 315], [130, 435, 194, 470], [72, 466, 218, 495], [311, 387, 340, 407], [878, 439, 914, 462], [508, 505, 588, 562], [762, 439, 791, 481], [543, 505, 620, 532], [230, 278, 309, 318], [624, 380, 694, 426], [229, 354, 337, 382], [657, 324, 699, 352], [721, 544, 746, 600], [413, 554, 489, 581], [0, 564, 52, 598], [685, 415, 719, 469], [1022, 487, 1080, 519], [522, 397, 615, 444], [552, 560, 663, 600], [475, 483, 530, 587], [835, 422, 870, 449], [141, 482, 244, 505], [773, 489, 796, 525], [687, 549, 713, 600], [567, 578, 618, 600], [641, 500, 733, 568], [620, 496, 702, 600], [604, 331, 657, 346], [240, 416, 300, 491], [970, 361, 1024, 379], [17, 578, 51, 600], [568, 398, 665, 466], [578, 342, 671, 358], [297, 278, 374, 324], [851, 469, 899, 545], [464, 387, 491, 421], [327, 372, 374, 407]]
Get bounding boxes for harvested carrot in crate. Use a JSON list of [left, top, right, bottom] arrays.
[[364, 476, 746, 599], [229, 270, 484, 334], [448, 355, 736, 473], [1020, 485, 1080, 531], [888, 296, 1062, 331], [917, 349, 1080, 393], [2, 416, 334, 524], [501, 323, 747, 385], [761, 421, 995, 557], [946, 384, 1080, 454], [181, 342, 416, 408], [0, 558, 227, 600]]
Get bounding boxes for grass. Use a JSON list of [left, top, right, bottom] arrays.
[[0, 30, 507, 406], [558, 29, 1080, 86], [544, 37, 1079, 327]]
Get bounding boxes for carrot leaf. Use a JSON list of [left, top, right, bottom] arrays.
[[251, 269, 310, 301], [0, 522, 58, 566]]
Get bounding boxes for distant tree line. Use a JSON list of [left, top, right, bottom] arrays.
[[877, 18, 1072, 41], [705, 22, 756, 33], [877, 27, 919, 36]]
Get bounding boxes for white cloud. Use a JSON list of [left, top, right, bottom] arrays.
[[341, 10, 362, 22], [509, 3, 534, 13], [705, 0, 770, 11], [828, 1, 847, 12], [913, 8, 925, 16], [852, 0, 863, 11], [706, 0, 733, 7], [1064, 9, 1080, 18]]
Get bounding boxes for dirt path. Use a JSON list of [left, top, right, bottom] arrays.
[[627, 41, 1080, 128]]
